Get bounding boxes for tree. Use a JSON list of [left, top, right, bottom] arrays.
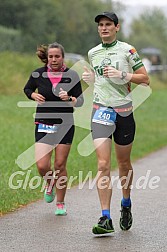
[[128, 8, 167, 57], [50, 0, 108, 55], [0, 0, 59, 51], [0, 0, 126, 54]]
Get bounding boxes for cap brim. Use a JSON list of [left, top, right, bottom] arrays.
[[95, 15, 106, 23], [95, 14, 113, 23]]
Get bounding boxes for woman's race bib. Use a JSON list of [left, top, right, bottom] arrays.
[[38, 124, 58, 133]]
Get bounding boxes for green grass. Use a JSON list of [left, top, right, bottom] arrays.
[[0, 51, 40, 95], [132, 89, 167, 159], [0, 52, 167, 215]]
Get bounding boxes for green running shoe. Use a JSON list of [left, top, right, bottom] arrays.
[[55, 202, 67, 216], [92, 216, 115, 234], [120, 204, 133, 231], [44, 184, 55, 203]]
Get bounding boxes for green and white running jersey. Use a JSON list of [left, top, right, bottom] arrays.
[[88, 40, 144, 107]]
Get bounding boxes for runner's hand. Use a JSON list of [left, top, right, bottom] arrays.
[[31, 93, 45, 104], [82, 66, 95, 84], [103, 66, 121, 79], [59, 88, 69, 101]]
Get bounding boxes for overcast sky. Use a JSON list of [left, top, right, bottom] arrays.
[[113, 0, 167, 6]]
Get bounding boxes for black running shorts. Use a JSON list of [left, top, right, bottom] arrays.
[[91, 108, 136, 146], [35, 124, 75, 145]]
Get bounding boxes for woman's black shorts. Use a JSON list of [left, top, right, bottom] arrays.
[[35, 124, 75, 145], [91, 108, 136, 146]]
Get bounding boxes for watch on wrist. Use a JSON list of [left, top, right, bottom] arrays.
[[121, 71, 127, 80], [68, 96, 73, 102]]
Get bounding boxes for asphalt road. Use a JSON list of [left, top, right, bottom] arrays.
[[0, 147, 167, 252]]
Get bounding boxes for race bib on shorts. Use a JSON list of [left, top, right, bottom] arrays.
[[38, 124, 58, 133], [92, 107, 117, 126]]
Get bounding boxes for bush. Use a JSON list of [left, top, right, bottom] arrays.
[[0, 25, 23, 52]]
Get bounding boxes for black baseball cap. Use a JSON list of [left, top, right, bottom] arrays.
[[95, 12, 119, 25]]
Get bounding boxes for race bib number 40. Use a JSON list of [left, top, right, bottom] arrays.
[[92, 107, 117, 126], [38, 124, 58, 133]]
